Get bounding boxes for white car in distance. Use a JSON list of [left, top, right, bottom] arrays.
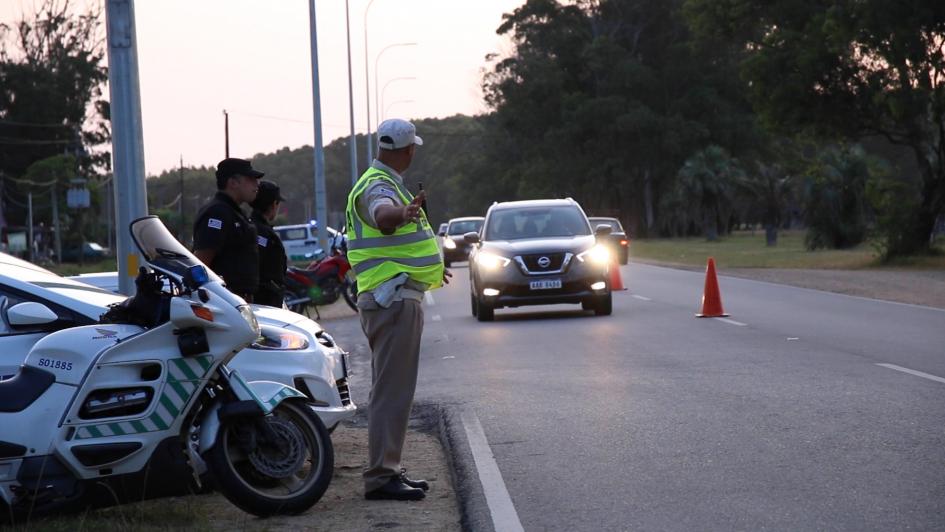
[[0, 252, 356, 430]]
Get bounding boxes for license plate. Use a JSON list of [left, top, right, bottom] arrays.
[[529, 279, 562, 290]]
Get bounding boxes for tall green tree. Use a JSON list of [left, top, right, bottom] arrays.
[[0, 0, 109, 230], [685, 0, 945, 256]]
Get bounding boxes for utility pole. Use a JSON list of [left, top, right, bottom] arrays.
[[51, 184, 61, 264], [363, 0, 376, 166], [223, 109, 230, 157], [344, 0, 359, 185], [27, 192, 33, 262], [106, 0, 150, 295], [308, 0, 329, 254], [178, 155, 184, 241]]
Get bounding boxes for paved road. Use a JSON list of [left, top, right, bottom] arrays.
[[336, 262, 945, 531]]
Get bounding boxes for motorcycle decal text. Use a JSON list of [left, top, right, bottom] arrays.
[[38, 358, 73, 371]]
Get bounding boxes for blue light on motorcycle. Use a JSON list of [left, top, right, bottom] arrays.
[[189, 265, 209, 286]]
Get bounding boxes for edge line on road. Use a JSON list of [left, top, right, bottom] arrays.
[[632, 294, 651, 301], [876, 363, 945, 385], [716, 317, 747, 327], [460, 410, 525, 532]]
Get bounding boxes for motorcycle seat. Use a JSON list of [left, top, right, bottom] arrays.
[[0, 366, 56, 413]]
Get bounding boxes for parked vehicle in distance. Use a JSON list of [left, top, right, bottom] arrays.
[[467, 199, 613, 321], [440, 216, 485, 267], [274, 222, 343, 263], [587, 217, 629, 265], [59, 242, 108, 262], [437, 222, 449, 237]]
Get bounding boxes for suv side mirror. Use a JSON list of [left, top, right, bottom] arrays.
[[595, 224, 613, 236], [463, 232, 480, 244], [7, 302, 59, 327]]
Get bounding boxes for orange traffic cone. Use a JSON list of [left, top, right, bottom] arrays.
[[609, 260, 626, 291], [696, 257, 728, 317]]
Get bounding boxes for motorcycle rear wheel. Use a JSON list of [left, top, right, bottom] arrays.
[[342, 278, 358, 313], [206, 400, 333, 516]]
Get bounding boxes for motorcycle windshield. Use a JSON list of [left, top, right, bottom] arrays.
[[130, 216, 223, 283]]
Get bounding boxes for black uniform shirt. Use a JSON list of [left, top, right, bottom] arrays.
[[193, 192, 259, 296], [252, 210, 287, 307]]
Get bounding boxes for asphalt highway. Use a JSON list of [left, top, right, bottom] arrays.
[[337, 262, 945, 531]]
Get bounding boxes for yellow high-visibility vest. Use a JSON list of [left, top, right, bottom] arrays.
[[345, 167, 443, 293]]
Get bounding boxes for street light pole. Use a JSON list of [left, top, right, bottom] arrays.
[[363, 0, 377, 166], [344, 0, 358, 185], [380, 77, 415, 120], [384, 99, 415, 122], [307, 0, 329, 254], [373, 42, 416, 138]]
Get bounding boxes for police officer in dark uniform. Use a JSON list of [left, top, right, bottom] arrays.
[[193, 158, 264, 301], [250, 180, 287, 307]]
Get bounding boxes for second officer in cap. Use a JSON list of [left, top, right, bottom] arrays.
[[193, 157, 264, 301], [251, 180, 288, 307]]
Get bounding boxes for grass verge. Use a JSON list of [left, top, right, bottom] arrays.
[[630, 230, 945, 270]]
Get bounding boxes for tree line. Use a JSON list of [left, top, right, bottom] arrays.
[[2, 0, 943, 261]]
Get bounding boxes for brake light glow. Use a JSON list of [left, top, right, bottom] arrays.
[[620, 239, 629, 246]]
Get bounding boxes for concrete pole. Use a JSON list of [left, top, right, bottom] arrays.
[[363, 0, 376, 166], [308, 0, 329, 254], [345, 0, 359, 185], [105, 0, 149, 295], [27, 192, 33, 262], [51, 184, 61, 264]]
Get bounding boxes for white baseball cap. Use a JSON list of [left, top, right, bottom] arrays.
[[377, 118, 424, 150]]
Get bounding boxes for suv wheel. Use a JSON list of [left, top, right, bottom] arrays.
[[470, 293, 478, 317], [594, 292, 612, 316], [476, 298, 494, 322]]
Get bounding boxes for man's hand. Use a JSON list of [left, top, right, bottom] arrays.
[[403, 191, 425, 223], [442, 268, 453, 285]]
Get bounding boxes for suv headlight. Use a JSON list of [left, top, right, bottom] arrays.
[[443, 237, 457, 249], [476, 251, 510, 269], [576, 245, 610, 264], [252, 325, 309, 350]]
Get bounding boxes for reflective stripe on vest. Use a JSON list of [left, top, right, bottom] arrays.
[[345, 168, 443, 292]]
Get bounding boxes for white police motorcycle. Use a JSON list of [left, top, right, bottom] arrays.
[[0, 216, 332, 520]]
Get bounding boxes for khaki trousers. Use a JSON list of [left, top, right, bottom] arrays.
[[360, 298, 424, 492]]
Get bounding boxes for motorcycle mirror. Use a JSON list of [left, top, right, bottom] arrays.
[[7, 302, 59, 327]]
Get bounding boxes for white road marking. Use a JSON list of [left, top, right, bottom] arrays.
[[876, 363, 945, 385], [787, 337, 800, 341], [432, 314, 442, 322], [632, 294, 651, 301], [461, 410, 525, 532], [716, 317, 747, 327], [442, 355, 455, 359], [424, 291, 435, 306]]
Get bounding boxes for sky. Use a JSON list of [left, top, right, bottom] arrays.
[[1, 0, 525, 175]]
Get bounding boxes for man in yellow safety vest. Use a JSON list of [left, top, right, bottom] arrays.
[[345, 118, 450, 501]]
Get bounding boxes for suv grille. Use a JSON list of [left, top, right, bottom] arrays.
[[520, 253, 567, 272], [336, 378, 351, 406]]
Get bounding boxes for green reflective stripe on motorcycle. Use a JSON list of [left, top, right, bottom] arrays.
[[149, 411, 169, 430], [131, 420, 148, 433], [108, 423, 125, 436], [86, 426, 103, 438], [195, 355, 212, 372], [351, 253, 443, 275], [346, 229, 435, 250], [159, 394, 180, 417], [170, 358, 199, 381], [168, 380, 191, 403]]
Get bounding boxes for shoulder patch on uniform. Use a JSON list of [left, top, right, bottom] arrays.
[[207, 218, 223, 230], [257, 235, 268, 247], [378, 187, 397, 198]]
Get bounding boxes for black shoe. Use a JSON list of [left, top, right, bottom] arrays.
[[365, 478, 426, 501], [400, 468, 430, 491]]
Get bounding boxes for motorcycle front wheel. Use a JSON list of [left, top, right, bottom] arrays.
[[206, 400, 333, 517]]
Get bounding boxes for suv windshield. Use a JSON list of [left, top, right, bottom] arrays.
[[448, 220, 483, 235], [485, 207, 590, 241], [130, 216, 222, 282]]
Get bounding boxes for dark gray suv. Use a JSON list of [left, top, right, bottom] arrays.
[[466, 199, 614, 321]]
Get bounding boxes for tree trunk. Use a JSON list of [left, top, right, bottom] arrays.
[[643, 169, 654, 234], [765, 224, 778, 246]]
